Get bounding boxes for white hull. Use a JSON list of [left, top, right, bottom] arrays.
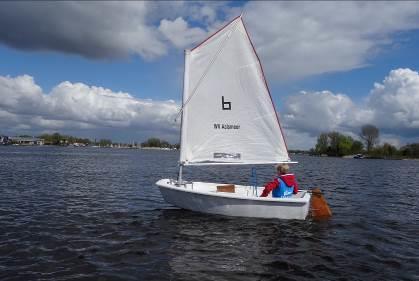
[[156, 179, 311, 220]]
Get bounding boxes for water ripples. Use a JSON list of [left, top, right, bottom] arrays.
[[0, 146, 418, 280]]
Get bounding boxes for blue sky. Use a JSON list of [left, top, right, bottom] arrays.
[[0, 45, 183, 101], [1, 1, 419, 149]]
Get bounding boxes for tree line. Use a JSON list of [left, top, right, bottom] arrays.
[[140, 137, 180, 149], [36, 133, 179, 148], [39, 133, 92, 145], [312, 124, 419, 159], [313, 131, 363, 157]]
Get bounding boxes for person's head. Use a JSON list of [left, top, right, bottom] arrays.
[[276, 164, 289, 175]]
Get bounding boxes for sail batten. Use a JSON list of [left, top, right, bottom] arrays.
[[179, 17, 290, 165]]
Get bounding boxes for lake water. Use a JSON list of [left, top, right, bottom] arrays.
[[0, 146, 418, 281]]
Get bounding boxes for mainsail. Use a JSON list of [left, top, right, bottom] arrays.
[[179, 16, 290, 165]]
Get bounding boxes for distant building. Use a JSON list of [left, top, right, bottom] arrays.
[[9, 137, 44, 146]]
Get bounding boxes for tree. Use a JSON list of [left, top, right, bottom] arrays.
[[328, 132, 341, 156], [328, 132, 355, 156], [314, 132, 356, 156], [338, 135, 354, 156], [315, 133, 329, 155], [160, 140, 171, 148], [400, 143, 419, 158], [381, 143, 397, 158], [39, 132, 62, 145], [141, 137, 162, 147], [360, 124, 379, 154], [351, 140, 364, 154]]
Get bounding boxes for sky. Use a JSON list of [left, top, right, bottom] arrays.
[[1, 1, 419, 149]]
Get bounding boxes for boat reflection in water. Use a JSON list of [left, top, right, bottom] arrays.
[[154, 209, 333, 281]]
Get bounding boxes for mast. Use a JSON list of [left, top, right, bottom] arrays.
[[178, 49, 191, 183]]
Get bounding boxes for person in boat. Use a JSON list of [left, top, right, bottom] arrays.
[[260, 164, 299, 197]]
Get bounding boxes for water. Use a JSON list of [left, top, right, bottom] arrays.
[[0, 146, 418, 281]]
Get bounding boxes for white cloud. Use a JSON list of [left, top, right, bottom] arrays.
[[368, 68, 419, 130], [281, 68, 419, 148], [0, 75, 45, 114], [283, 129, 317, 150], [379, 136, 401, 148], [0, 74, 179, 140], [281, 90, 369, 149], [283, 90, 359, 134], [241, 2, 419, 81], [159, 17, 207, 49]]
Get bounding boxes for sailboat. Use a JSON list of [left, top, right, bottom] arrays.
[[156, 15, 311, 220]]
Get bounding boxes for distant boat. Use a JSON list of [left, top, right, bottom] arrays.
[[156, 16, 312, 220], [354, 154, 364, 159]]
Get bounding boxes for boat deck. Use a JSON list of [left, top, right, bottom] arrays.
[[160, 179, 309, 201]]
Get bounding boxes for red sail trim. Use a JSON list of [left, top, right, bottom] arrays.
[[191, 15, 242, 52], [241, 17, 290, 158]]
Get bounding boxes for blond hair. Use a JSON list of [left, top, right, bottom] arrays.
[[276, 164, 289, 174]]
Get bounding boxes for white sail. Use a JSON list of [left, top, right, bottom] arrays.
[[179, 16, 290, 165]]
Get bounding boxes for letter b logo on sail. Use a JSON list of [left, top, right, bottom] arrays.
[[222, 96, 231, 110]]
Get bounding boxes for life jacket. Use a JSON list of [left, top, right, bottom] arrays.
[[272, 177, 294, 198]]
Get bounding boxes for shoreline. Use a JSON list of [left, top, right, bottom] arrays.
[[0, 144, 177, 150]]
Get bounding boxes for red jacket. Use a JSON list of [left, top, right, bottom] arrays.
[[260, 174, 299, 197]]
